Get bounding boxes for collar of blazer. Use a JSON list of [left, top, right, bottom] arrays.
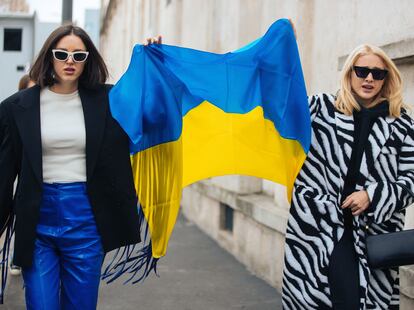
[[12, 84, 108, 185]]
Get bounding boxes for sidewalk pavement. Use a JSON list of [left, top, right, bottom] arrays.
[[1, 214, 282, 310]]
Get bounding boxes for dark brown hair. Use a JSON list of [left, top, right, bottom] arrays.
[[30, 24, 108, 89]]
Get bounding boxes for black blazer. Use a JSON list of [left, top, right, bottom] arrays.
[[0, 84, 141, 267]]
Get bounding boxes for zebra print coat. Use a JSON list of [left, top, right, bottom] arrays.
[[282, 93, 414, 309]]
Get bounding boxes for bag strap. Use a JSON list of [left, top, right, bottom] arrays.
[[396, 182, 414, 201]]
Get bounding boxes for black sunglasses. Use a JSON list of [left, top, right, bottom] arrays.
[[353, 66, 388, 81], [52, 49, 89, 63]]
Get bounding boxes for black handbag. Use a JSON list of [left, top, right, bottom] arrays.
[[365, 183, 414, 269]]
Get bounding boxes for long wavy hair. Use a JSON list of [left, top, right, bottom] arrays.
[[30, 24, 108, 89], [335, 44, 406, 117]]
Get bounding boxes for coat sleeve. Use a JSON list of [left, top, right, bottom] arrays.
[[308, 94, 321, 122], [0, 102, 17, 235], [365, 124, 414, 224]]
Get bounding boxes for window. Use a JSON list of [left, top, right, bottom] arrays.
[[220, 203, 234, 232], [4, 28, 22, 51]]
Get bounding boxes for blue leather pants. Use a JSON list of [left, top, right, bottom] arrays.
[[22, 183, 104, 310]]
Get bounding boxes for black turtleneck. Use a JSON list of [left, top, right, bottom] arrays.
[[342, 100, 390, 230]]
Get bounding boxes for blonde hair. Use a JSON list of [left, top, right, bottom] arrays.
[[335, 44, 406, 117]]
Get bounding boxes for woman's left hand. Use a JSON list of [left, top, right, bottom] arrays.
[[341, 190, 370, 216], [143, 35, 162, 46]]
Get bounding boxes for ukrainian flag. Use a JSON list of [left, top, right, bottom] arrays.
[[107, 19, 310, 278]]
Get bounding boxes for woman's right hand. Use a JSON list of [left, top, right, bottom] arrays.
[[143, 35, 162, 46]]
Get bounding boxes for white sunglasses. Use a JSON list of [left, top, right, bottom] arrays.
[[52, 49, 89, 63]]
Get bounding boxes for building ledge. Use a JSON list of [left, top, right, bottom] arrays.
[[0, 12, 34, 19], [338, 38, 414, 70], [190, 180, 289, 234], [401, 265, 414, 299]]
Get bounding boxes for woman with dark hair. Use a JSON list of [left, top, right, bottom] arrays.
[[0, 24, 141, 309]]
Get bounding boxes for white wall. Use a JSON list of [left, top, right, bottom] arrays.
[[0, 14, 33, 100], [33, 16, 59, 57]]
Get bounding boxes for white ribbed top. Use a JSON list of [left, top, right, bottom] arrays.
[[40, 87, 86, 183]]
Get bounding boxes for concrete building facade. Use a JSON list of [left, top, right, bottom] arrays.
[[100, 1, 414, 308], [0, 0, 29, 13], [0, 11, 59, 100]]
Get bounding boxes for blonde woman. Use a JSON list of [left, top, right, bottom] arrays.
[[282, 44, 414, 309]]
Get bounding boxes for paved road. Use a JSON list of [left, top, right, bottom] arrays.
[[1, 215, 282, 309]]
